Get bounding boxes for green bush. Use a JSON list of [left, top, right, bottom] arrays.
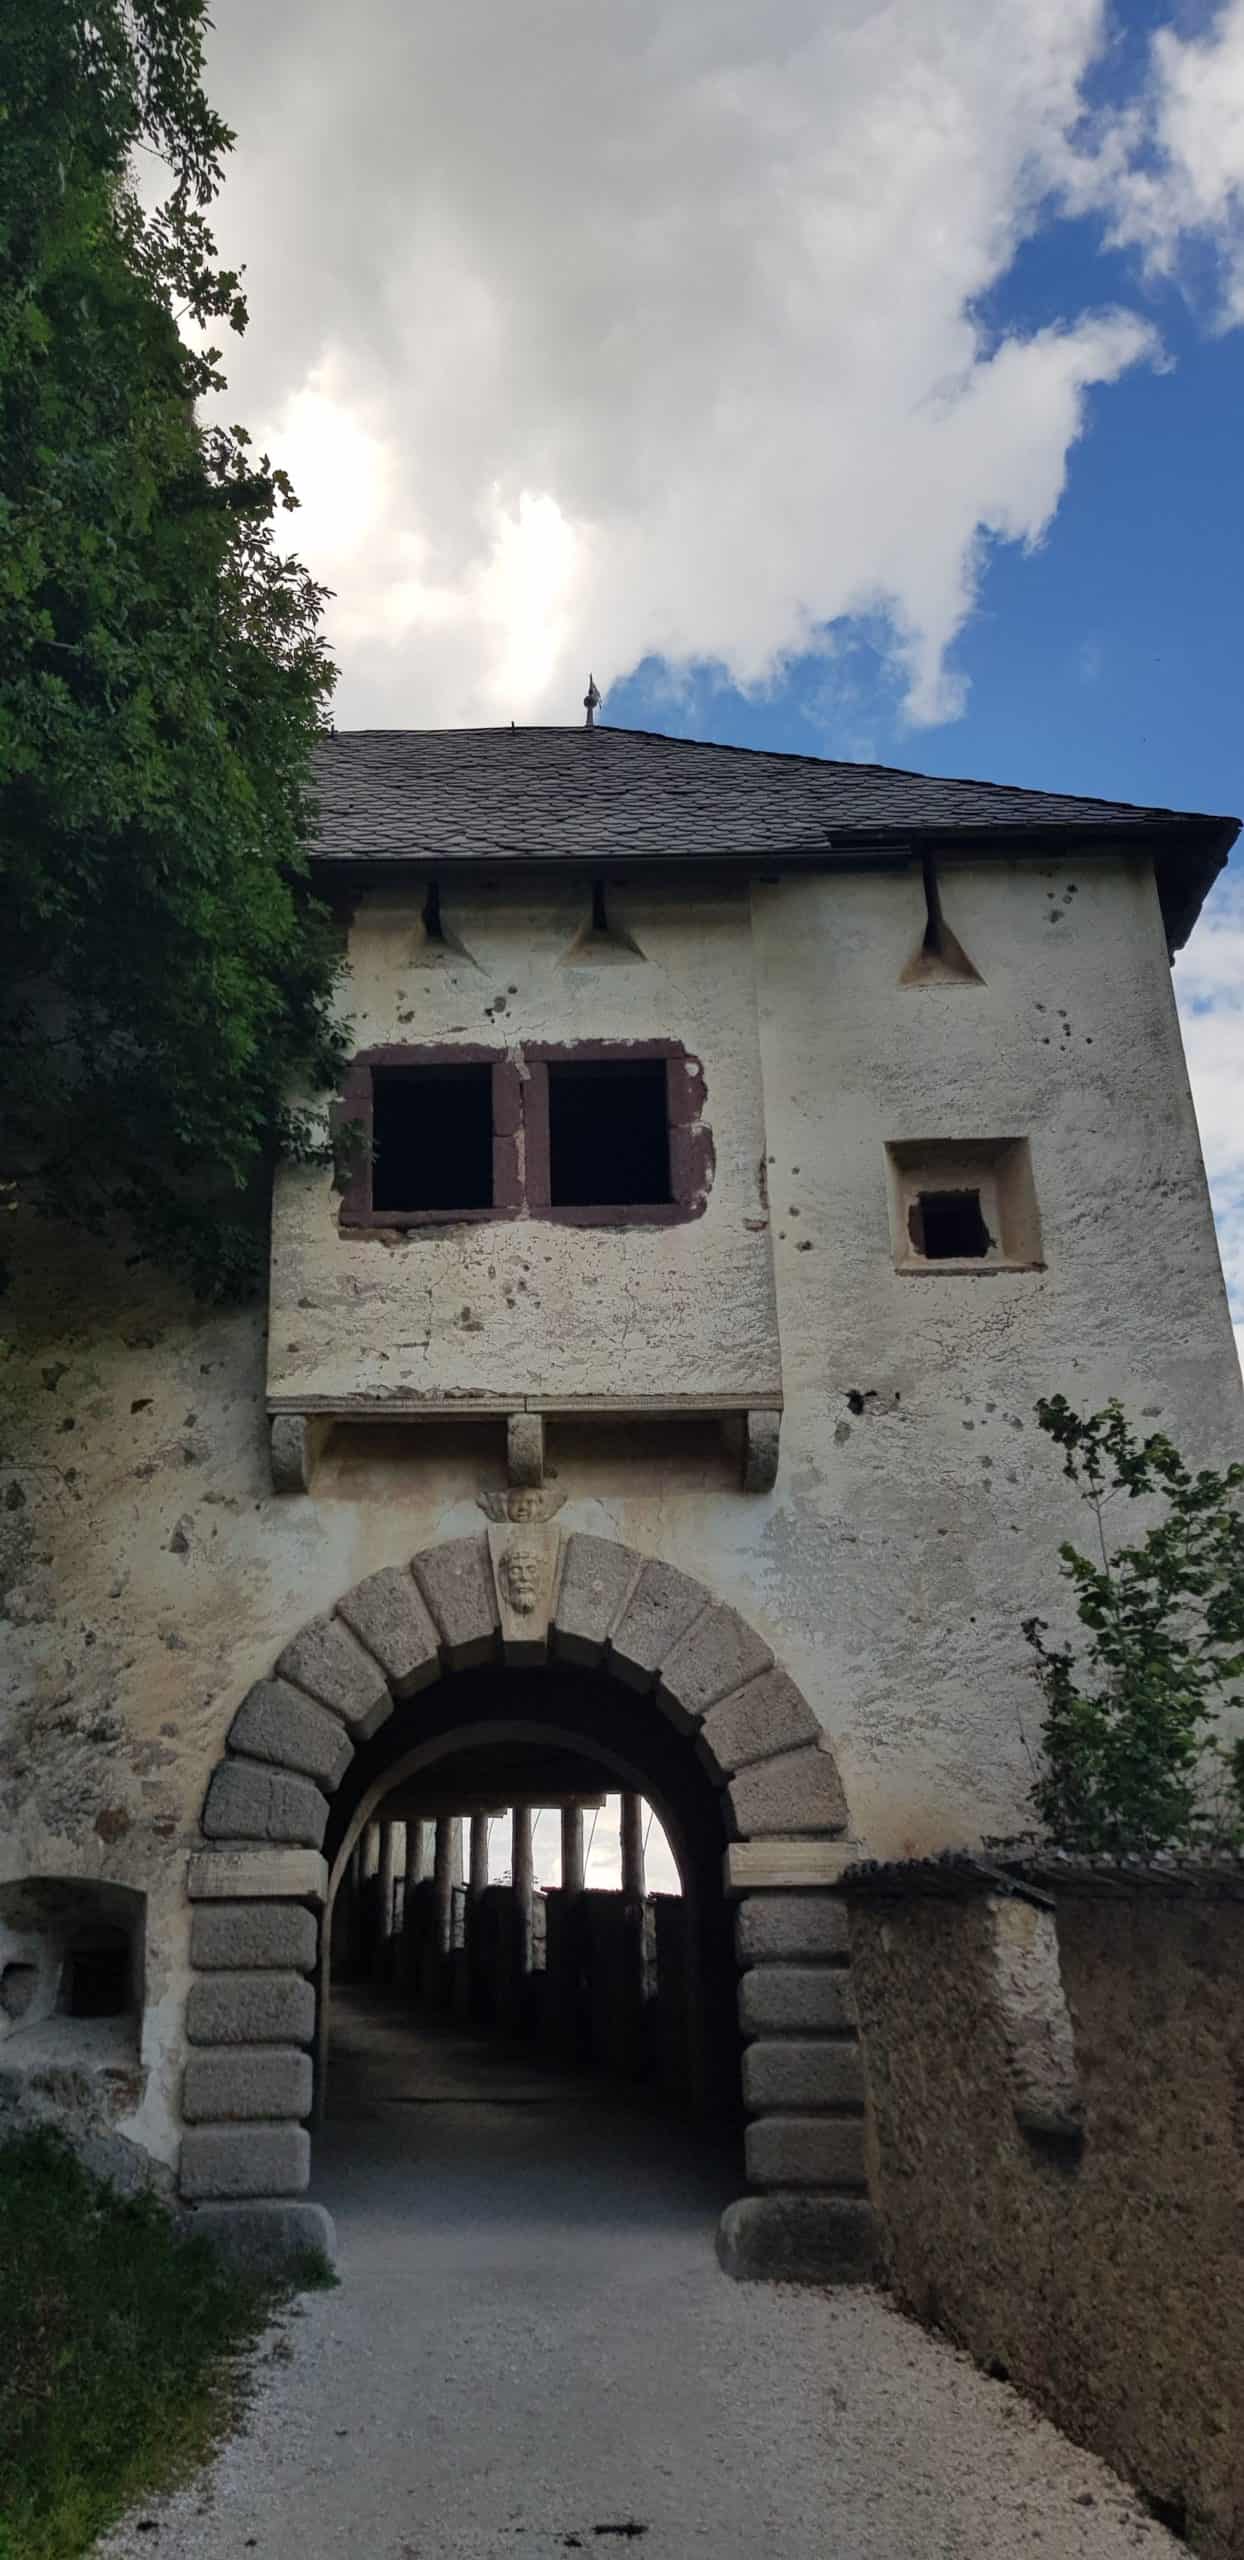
[[0, 2130, 285, 2560], [1025, 1396, 1244, 1856]]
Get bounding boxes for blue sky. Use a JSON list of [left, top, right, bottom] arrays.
[[202, 0, 1244, 1364], [609, 227, 1244, 829], [601, 37, 1244, 1368]]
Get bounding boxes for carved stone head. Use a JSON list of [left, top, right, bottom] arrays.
[[500, 1542, 542, 1615]]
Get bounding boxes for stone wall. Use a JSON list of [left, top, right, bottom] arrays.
[[846, 1865, 1244, 2557], [2, 852, 1241, 2177]]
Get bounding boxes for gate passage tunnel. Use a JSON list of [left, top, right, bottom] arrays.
[[318, 1666, 744, 2136]]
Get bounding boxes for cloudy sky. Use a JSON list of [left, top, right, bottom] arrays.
[[197, 0, 1243, 1361]]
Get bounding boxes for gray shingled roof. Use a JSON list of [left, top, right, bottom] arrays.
[[310, 726, 1237, 947]]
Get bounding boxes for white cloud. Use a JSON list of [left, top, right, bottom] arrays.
[[194, 0, 1167, 728], [1062, 0, 1244, 327], [1176, 870, 1244, 1369]]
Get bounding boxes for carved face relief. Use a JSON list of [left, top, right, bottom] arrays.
[[500, 1542, 542, 1615]]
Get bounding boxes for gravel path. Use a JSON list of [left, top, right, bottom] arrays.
[[100, 1997, 1175, 2560]]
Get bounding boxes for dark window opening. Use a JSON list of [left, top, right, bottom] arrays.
[[0, 1961, 37, 2021], [547, 1060, 671, 1208], [372, 1065, 493, 1213], [64, 1929, 130, 2019], [910, 1188, 993, 1259]]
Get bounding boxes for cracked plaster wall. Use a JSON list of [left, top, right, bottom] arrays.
[[267, 876, 781, 1406], [1, 851, 1239, 2170]]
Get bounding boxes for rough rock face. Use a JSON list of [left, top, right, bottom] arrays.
[[848, 1876, 1244, 2558]]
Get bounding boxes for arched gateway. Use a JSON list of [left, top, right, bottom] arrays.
[[184, 1529, 876, 2280]]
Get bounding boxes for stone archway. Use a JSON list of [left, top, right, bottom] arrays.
[[183, 1531, 876, 2281]]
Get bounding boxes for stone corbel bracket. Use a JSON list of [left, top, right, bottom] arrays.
[[270, 1402, 779, 1497], [269, 1415, 326, 1497], [742, 1409, 780, 1493]]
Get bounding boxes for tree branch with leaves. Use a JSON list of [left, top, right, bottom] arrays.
[[1, 0, 348, 1298], [1025, 1396, 1244, 1855]]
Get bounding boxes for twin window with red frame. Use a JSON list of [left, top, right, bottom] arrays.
[[336, 1041, 711, 1229]]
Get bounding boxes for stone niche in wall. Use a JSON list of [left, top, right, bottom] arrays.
[[0, 1876, 145, 2064]]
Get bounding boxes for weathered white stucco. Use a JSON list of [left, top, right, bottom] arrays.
[[268, 877, 781, 1409], [1, 847, 1239, 2168]]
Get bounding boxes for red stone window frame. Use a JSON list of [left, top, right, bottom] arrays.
[[335, 1044, 523, 1230], [523, 1040, 713, 1227]]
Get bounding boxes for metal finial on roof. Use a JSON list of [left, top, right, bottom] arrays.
[[583, 673, 602, 729]]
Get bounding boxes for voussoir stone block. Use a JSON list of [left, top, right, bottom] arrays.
[[276, 1616, 392, 1739], [180, 2124, 310, 2201], [659, 1605, 773, 1728], [728, 1745, 849, 1839], [335, 1568, 441, 1699], [742, 2038, 865, 2113], [190, 1901, 318, 1973], [745, 2112, 869, 2190], [183, 2046, 312, 2123], [607, 1561, 709, 1692], [202, 1759, 328, 1849], [186, 1970, 315, 2048], [700, 1667, 819, 1777], [552, 1534, 642, 1665], [412, 1535, 499, 1668], [735, 1893, 850, 1967], [740, 1965, 856, 2035], [228, 1680, 354, 1788]]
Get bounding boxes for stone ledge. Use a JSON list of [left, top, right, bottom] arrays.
[[189, 2198, 336, 2275], [724, 1840, 866, 1894], [717, 2194, 880, 2285], [187, 1849, 328, 1905], [840, 1845, 1244, 1903]]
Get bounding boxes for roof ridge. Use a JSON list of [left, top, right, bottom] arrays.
[[314, 722, 1230, 825]]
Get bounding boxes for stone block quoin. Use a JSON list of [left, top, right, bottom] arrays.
[[185, 1530, 856, 2212]]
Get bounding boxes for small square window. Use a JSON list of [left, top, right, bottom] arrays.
[[546, 1059, 672, 1208], [372, 1063, 494, 1213], [910, 1189, 993, 1260], [887, 1139, 1043, 1272]]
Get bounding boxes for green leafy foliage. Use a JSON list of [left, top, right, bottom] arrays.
[[1025, 1396, 1244, 1855], [0, 2, 347, 1298], [0, 2129, 291, 2560]]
